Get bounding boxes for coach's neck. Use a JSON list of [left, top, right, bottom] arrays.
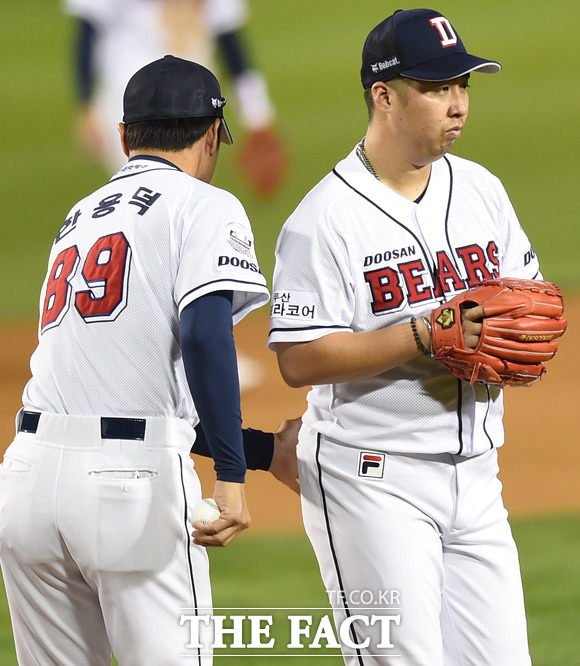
[[118, 119, 221, 183]]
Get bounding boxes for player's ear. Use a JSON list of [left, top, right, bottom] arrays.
[[118, 123, 130, 157], [206, 118, 221, 156], [372, 81, 396, 113]]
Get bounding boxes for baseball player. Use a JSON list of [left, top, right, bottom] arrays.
[[64, 0, 287, 197], [0, 55, 294, 665], [269, 9, 539, 665]]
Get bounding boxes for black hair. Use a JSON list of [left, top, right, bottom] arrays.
[[124, 116, 216, 152], [363, 87, 374, 120]]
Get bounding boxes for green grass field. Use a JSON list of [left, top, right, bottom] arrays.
[[1, 0, 579, 663]]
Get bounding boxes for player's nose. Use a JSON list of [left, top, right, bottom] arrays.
[[448, 87, 469, 118]]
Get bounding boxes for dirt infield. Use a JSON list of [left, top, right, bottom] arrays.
[[1, 300, 578, 533]]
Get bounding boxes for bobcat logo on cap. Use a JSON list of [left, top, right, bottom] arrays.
[[436, 308, 455, 329], [371, 56, 401, 74]]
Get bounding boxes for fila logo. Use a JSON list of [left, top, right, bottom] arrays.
[[429, 16, 458, 48], [358, 452, 385, 479]]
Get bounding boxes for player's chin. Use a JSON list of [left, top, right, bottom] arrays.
[[432, 139, 455, 158], [443, 131, 462, 148]]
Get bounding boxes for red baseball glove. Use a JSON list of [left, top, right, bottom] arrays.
[[236, 127, 288, 198], [430, 277, 567, 387]]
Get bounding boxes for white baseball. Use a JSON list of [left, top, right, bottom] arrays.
[[192, 498, 221, 524]]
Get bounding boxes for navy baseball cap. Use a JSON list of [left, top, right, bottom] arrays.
[[123, 55, 233, 144], [361, 9, 501, 88]]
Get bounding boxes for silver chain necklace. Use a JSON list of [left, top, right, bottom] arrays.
[[356, 140, 380, 181]]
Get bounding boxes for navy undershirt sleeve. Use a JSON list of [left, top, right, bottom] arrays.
[[76, 18, 96, 102], [216, 30, 251, 78], [180, 291, 245, 483], [192, 424, 274, 471]]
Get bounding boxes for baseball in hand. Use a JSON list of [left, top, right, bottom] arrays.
[[192, 498, 221, 524]]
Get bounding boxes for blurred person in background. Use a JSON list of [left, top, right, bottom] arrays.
[[64, 0, 287, 198]]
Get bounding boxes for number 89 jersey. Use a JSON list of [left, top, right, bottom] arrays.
[[24, 157, 269, 421]]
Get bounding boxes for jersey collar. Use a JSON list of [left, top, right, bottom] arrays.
[[110, 155, 183, 181], [334, 146, 451, 222], [127, 155, 183, 170]]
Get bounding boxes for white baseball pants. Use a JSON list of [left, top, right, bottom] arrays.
[[298, 424, 531, 666], [0, 412, 213, 666]]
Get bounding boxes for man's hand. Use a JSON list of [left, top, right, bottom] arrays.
[[461, 304, 484, 350], [269, 417, 302, 494], [430, 278, 567, 387], [192, 480, 251, 548], [77, 103, 107, 164]]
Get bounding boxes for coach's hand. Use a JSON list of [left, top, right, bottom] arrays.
[[269, 417, 301, 494], [192, 481, 251, 548]]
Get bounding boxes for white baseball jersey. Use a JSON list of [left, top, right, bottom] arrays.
[[268, 145, 541, 457], [2, 156, 267, 664], [24, 156, 269, 420]]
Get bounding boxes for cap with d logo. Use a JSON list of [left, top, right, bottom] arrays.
[[361, 8, 501, 88]]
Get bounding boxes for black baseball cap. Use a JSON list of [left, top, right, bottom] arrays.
[[123, 55, 233, 144], [361, 9, 501, 88]]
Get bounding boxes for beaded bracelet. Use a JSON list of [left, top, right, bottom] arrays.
[[410, 316, 430, 356]]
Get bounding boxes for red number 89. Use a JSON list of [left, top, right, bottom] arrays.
[[41, 232, 131, 332]]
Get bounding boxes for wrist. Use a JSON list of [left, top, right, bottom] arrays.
[[410, 316, 433, 357], [420, 315, 433, 357], [215, 470, 246, 483], [243, 429, 275, 471]]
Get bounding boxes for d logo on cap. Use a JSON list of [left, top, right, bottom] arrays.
[[428, 17, 458, 48]]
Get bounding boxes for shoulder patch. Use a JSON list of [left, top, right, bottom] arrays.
[[227, 222, 253, 258]]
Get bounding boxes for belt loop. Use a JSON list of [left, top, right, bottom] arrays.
[[15, 408, 24, 436]]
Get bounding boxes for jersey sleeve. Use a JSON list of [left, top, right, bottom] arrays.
[[62, 0, 116, 25], [268, 199, 354, 350], [494, 179, 542, 280], [175, 189, 269, 325], [204, 0, 248, 35]]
